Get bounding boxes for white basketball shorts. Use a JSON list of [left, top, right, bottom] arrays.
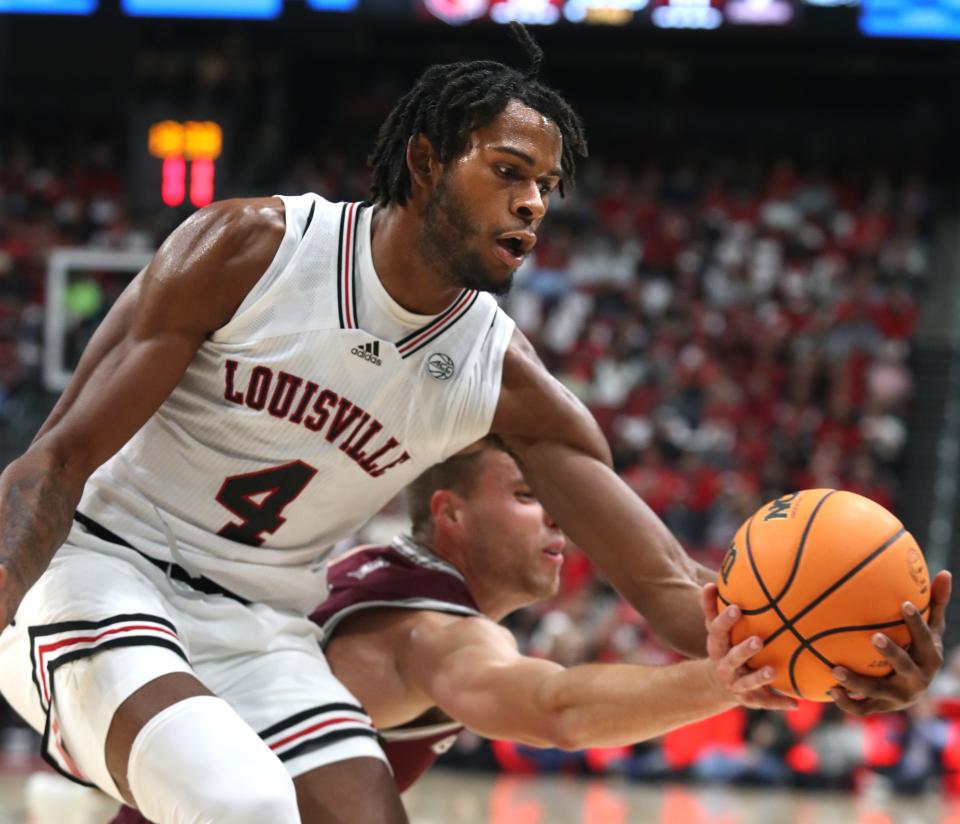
[[0, 520, 386, 802]]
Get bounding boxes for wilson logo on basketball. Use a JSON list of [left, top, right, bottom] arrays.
[[720, 544, 737, 586], [763, 492, 800, 522], [906, 546, 929, 594]]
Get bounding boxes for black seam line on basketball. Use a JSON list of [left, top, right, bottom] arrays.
[[717, 590, 772, 617], [786, 639, 829, 699], [744, 515, 831, 698], [350, 202, 364, 331], [399, 292, 480, 359], [395, 288, 471, 347], [258, 703, 368, 740], [725, 490, 839, 617], [774, 490, 838, 603], [276, 728, 380, 763], [764, 526, 907, 648], [717, 591, 776, 616], [802, 602, 929, 646], [27, 612, 179, 639], [303, 199, 316, 236], [336, 203, 347, 329], [779, 612, 919, 699]]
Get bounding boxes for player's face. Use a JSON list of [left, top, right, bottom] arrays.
[[460, 450, 565, 603], [419, 100, 563, 295]]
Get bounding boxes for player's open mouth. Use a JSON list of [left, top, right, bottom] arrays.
[[494, 238, 525, 268], [542, 546, 564, 566], [493, 231, 536, 269]]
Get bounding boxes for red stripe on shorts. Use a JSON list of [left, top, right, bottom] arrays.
[[38, 623, 180, 704], [268, 715, 375, 752]]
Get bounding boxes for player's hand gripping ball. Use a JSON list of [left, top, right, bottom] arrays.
[[715, 489, 930, 701]]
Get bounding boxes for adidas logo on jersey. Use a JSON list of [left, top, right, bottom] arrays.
[[351, 341, 382, 366]]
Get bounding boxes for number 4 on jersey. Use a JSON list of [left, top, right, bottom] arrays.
[[216, 461, 317, 546]]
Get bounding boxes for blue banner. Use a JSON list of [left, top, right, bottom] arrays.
[[861, 0, 960, 38], [122, 0, 281, 18], [0, 0, 96, 13]]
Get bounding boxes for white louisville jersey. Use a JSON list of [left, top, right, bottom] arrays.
[[77, 195, 515, 612]]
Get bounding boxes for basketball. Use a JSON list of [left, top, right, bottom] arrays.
[[716, 489, 931, 702]]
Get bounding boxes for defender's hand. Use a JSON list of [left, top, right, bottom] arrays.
[[829, 570, 951, 716], [702, 583, 797, 711]]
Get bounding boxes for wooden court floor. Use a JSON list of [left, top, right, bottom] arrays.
[[0, 766, 951, 824]]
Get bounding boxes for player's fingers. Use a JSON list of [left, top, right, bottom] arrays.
[[730, 665, 775, 694], [928, 571, 952, 639], [707, 604, 741, 659], [871, 632, 924, 681], [902, 601, 942, 675], [724, 635, 764, 672], [747, 688, 798, 712], [701, 583, 720, 625], [829, 688, 875, 717]]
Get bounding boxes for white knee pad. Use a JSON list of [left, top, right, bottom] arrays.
[[127, 695, 300, 824]]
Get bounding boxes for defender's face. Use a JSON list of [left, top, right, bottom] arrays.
[[419, 100, 564, 295], [459, 450, 565, 603]]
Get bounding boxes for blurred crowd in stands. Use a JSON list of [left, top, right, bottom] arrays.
[[2, 131, 955, 793]]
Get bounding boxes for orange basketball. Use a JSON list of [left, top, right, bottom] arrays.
[[715, 489, 931, 701]]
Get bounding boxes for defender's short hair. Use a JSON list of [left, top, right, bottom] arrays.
[[406, 438, 510, 544]]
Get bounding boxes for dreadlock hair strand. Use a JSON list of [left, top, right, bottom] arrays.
[[367, 24, 587, 207]]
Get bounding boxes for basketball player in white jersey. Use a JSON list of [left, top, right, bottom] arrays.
[[0, 23, 948, 824]]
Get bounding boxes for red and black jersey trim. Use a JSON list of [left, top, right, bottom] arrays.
[[258, 702, 379, 763], [337, 202, 366, 330], [396, 289, 479, 360], [27, 614, 187, 786], [337, 201, 480, 357]]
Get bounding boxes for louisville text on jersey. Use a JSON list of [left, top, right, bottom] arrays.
[[223, 359, 411, 478]]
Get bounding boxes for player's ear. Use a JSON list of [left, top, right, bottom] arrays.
[[430, 489, 461, 531], [407, 134, 439, 195]]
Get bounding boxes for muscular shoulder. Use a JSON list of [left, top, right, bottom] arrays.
[[406, 612, 518, 663], [492, 329, 611, 465], [140, 197, 287, 335]]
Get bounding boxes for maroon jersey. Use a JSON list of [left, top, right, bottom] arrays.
[[312, 535, 481, 792], [312, 534, 482, 640], [109, 537, 482, 823]]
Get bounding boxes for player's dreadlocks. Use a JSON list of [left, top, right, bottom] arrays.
[[367, 23, 588, 206]]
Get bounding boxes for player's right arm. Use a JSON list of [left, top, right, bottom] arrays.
[[398, 605, 782, 750], [0, 198, 286, 628]]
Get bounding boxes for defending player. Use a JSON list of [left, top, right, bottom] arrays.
[[0, 24, 947, 824], [106, 439, 785, 824]]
